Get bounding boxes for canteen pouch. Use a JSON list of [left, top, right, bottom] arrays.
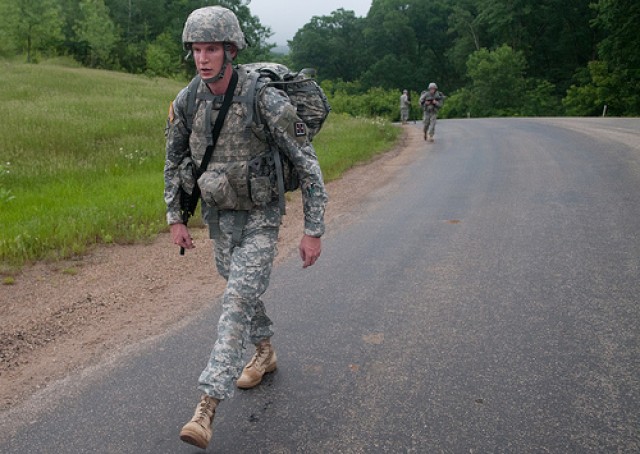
[[198, 170, 238, 210]]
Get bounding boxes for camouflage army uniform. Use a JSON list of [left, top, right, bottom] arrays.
[[164, 66, 327, 400], [419, 90, 444, 138], [400, 92, 410, 123]]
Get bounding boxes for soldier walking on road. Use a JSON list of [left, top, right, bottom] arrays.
[[419, 82, 445, 142], [164, 6, 328, 450]]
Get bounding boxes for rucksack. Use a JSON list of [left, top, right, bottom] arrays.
[[184, 63, 330, 211], [242, 62, 331, 141]]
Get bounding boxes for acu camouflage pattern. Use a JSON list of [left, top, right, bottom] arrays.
[[243, 62, 331, 141], [198, 204, 279, 400], [182, 6, 247, 50], [419, 90, 445, 136], [164, 65, 327, 237], [164, 65, 327, 400], [419, 90, 444, 114], [400, 93, 410, 122]]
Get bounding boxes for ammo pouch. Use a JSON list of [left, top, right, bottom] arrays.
[[250, 176, 272, 205]]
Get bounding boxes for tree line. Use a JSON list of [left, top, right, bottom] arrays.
[[1, 0, 638, 118], [288, 0, 639, 117], [0, 0, 273, 74]]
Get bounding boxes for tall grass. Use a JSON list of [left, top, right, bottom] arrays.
[[0, 61, 399, 270], [313, 114, 400, 182]]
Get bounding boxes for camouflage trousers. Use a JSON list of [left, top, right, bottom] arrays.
[[400, 107, 410, 123], [423, 110, 438, 136], [198, 204, 280, 400]]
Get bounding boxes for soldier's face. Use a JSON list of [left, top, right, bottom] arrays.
[[192, 42, 225, 79]]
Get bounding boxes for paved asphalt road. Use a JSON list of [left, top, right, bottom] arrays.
[[2, 118, 639, 453]]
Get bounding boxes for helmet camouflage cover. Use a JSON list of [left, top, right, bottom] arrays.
[[182, 6, 247, 50]]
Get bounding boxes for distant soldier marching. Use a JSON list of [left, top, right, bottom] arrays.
[[419, 82, 445, 142]]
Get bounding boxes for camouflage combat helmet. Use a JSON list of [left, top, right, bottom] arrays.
[[182, 6, 246, 83], [428, 82, 438, 90], [182, 6, 247, 50]]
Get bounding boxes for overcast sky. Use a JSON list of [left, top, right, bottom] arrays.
[[248, 0, 372, 46]]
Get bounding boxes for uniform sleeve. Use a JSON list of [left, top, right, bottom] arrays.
[[164, 87, 191, 225], [258, 87, 328, 237]]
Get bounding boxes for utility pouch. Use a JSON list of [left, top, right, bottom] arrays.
[[178, 155, 196, 196], [250, 176, 272, 205], [198, 170, 238, 210]]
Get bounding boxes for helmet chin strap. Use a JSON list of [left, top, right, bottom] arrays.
[[201, 43, 233, 84]]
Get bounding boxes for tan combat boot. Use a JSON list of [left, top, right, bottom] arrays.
[[236, 340, 277, 389], [428, 134, 435, 142], [179, 394, 219, 449]]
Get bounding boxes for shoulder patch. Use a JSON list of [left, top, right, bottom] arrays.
[[294, 122, 307, 137]]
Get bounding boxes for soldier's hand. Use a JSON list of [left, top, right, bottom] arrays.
[[170, 223, 195, 251], [299, 234, 321, 268]]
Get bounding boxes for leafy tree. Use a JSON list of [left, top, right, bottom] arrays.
[[289, 9, 366, 82], [562, 60, 634, 116], [446, 3, 483, 77], [74, 0, 120, 68], [592, 0, 640, 71], [457, 44, 561, 117], [145, 30, 182, 78], [0, 0, 64, 62], [360, 54, 407, 90], [466, 44, 527, 116], [561, 0, 640, 116], [590, 0, 640, 115], [0, 1, 18, 56], [522, 78, 560, 116], [474, 0, 596, 96], [102, 0, 272, 75], [404, 0, 455, 90], [439, 87, 471, 119], [364, 0, 417, 60], [475, 0, 532, 51], [362, 0, 454, 92], [563, 62, 606, 116]]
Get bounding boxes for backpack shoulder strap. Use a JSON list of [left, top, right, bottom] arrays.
[[243, 71, 290, 215], [185, 75, 201, 132], [243, 70, 267, 128]]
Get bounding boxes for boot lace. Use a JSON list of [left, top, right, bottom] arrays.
[[247, 343, 270, 369], [195, 396, 217, 422]]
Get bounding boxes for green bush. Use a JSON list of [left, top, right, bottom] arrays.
[[439, 88, 470, 119], [324, 82, 420, 122]]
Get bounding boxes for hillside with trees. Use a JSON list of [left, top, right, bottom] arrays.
[[0, 0, 638, 118]]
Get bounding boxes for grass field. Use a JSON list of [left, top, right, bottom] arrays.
[[0, 60, 400, 271]]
